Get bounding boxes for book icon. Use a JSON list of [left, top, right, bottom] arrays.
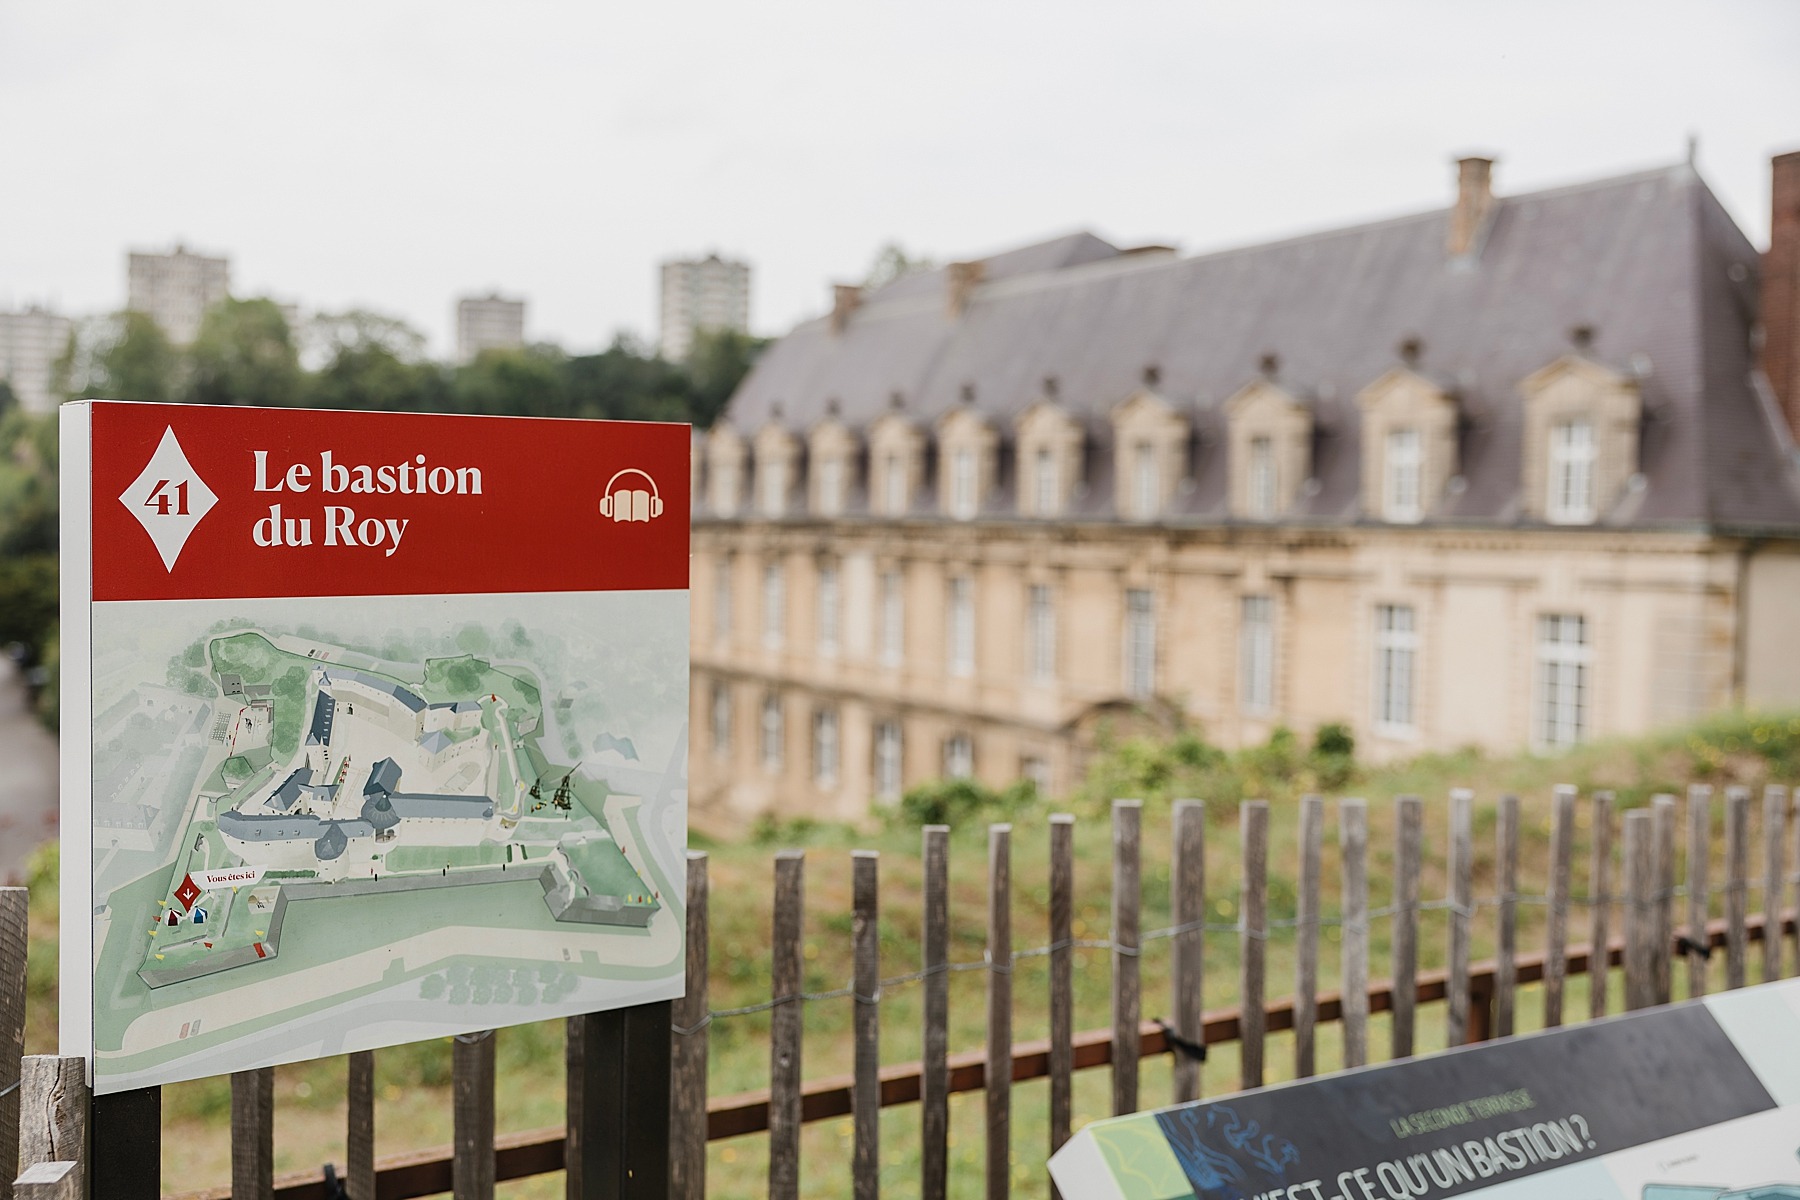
[[599, 469, 664, 523]]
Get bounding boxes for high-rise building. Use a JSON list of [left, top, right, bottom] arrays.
[[127, 243, 230, 345], [689, 152, 1800, 821], [0, 307, 73, 414], [456, 293, 526, 364], [659, 254, 750, 361]]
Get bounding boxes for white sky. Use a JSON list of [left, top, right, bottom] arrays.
[[2, 1, 1797, 358]]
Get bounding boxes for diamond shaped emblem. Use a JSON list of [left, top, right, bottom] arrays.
[[119, 426, 219, 571]]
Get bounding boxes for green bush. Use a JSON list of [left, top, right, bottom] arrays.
[[893, 777, 1037, 829], [1076, 721, 1361, 815]]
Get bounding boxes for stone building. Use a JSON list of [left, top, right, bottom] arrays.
[[127, 243, 230, 345], [689, 152, 1800, 820]]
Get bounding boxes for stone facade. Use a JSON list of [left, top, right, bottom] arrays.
[[688, 153, 1800, 820], [690, 520, 1800, 819]]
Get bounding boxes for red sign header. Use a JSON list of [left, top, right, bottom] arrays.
[[86, 402, 690, 601]]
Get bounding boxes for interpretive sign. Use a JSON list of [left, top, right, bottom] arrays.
[[59, 401, 691, 1093], [1050, 978, 1800, 1200]]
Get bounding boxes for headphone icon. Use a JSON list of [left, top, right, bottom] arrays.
[[598, 468, 664, 521]]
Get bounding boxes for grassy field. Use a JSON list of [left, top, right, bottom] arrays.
[[17, 710, 1800, 1198]]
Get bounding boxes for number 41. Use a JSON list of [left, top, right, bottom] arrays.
[[145, 478, 189, 516]]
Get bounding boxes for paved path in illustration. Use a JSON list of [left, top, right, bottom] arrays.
[[0, 658, 57, 884]]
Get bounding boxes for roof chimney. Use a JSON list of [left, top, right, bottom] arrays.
[[830, 284, 861, 334], [1762, 150, 1800, 442], [946, 260, 985, 317], [1448, 155, 1496, 258]]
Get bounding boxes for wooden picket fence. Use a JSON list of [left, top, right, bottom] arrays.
[[4, 782, 1799, 1200]]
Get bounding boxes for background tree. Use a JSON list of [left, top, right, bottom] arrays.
[[862, 241, 935, 291], [184, 297, 302, 406], [302, 309, 446, 412], [448, 345, 569, 417], [55, 311, 179, 402], [681, 327, 768, 427]]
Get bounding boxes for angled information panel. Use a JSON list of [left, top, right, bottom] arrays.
[[60, 401, 691, 1093], [1051, 978, 1800, 1200]]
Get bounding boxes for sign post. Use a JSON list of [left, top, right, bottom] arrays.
[[60, 401, 691, 1184]]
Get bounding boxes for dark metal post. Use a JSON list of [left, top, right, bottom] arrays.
[[573, 1001, 673, 1200], [91, 1086, 162, 1200]]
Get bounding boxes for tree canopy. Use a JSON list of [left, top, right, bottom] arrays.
[[47, 301, 763, 426]]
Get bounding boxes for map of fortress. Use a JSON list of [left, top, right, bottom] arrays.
[[132, 629, 662, 991]]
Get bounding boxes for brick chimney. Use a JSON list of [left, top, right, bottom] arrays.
[[1447, 155, 1495, 257], [1763, 150, 1800, 441], [946, 260, 985, 317], [830, 283, 861, 334]]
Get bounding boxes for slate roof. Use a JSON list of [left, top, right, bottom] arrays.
[[327, 668, 427, 713], [718, 163, 1800, 532], [305, 693, 335, 747]]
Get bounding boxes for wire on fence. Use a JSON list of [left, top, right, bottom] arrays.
[[674, 871, 1787, 1033]]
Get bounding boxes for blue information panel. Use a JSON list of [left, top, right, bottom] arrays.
[[1050, 979, 1800, 1200]]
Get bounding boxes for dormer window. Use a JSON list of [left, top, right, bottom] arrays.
[[870, 414, 924, 519], [705, 426, 747, 517], [884, 453, 906, 514], [951, 447, 978, 520], [753, 423, 800, 519], [1384, 428, 1423, 523], [1247, 437, 1276, 519], [1111, 389, 1186, 522], [761, 461, 787, 516], [1356, 368, 1458, 525], [818, 457, 843, 516], [1132, 442, 1158, 520], [808, 417, 858, 518], [1546, 419, 1596, 524], [1518, 355, 1640, 526], [1225, 379, 1312, 520], [936, 407, 997, 520], [1015, 400, 1082, 518], [1033, 447, 1058, 515]]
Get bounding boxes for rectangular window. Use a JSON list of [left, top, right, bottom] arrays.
[[880, 570, 905, 667], [1033, 446, 1058, 516], [760, 693, 783, 770], [948, 576, 975, 677], [812, 708, 839, 786], [1248, 436, 1276, 518], [818, 457, 843, 516], [1535, 614, 1590, 749], [874, 720, 903, 802], [1384, 428, 1422, 523], [1124, 588, 1156, 699], [761, 459, 786, 517], [943, 733, 974, 780], [1547, 419, 1596, 523], [713, 461, 738, 516], [817, 564, 840, 658], [710, 681, 731, 754], [1027, 584, 1056, 685], [951, 447, 978, 519], [1373, 604, 1418, 733], [884, 453, 906, 515], [762, 562, 785, 650], [1021, 754, 1051, 798], [713, 554, 733, 642], [1132, 442, 1159, 520], [1239, 595, 1274, 713]]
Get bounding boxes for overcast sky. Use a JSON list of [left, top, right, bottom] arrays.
[[3, 1, 1797, 358]]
